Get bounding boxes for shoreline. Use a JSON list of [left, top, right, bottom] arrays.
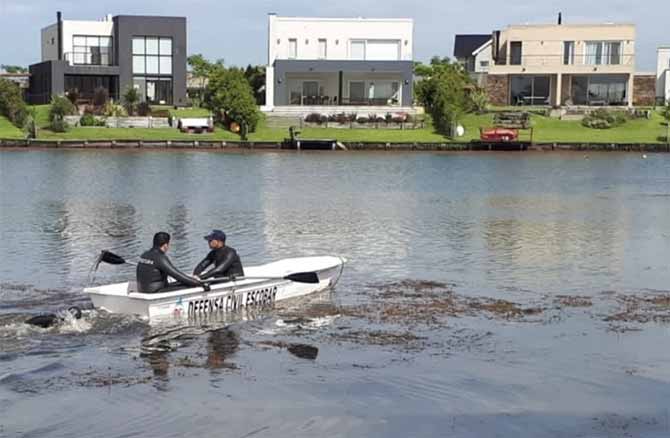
[[1, 138, 670, 152]]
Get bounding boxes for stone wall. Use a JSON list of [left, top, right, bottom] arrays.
[[633, 75, 656, 106], [485, 75, 509, 106], [63, 116, 171, 128]]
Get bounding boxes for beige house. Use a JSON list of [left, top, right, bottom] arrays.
[[486, 23, 638, 107]]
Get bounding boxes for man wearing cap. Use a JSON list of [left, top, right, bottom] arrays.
[[193, 230, 244, 281]]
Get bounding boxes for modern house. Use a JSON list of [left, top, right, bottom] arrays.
[[657, 46, 670, 105], [263, 14, 415, 115], [453, 34, 492, 85], [485, 22, 646, 107], [28, 12, 187, 106]]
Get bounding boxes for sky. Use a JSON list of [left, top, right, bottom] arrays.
[[0, 0, 666, 71]]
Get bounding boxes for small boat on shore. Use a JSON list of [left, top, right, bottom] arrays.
[[84, 256, 346, 320]]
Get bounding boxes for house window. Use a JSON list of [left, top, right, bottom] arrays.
[[571, 75, 627, 105], [479, 60, 489, 69], [563, 41, 575, 65], [350, 41, 365, 60], [288, 39, 297, 59], [71, 35, 113, 65], [318, 39, 327, 59], [368, 81, 400, 104], [510, 42, 522, 65], [585, 41, 622, 65], [510, 76, 550, 105], [132, 36, 173, 104], [349, 81, 366, 102]]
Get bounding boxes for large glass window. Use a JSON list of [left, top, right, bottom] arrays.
[[571, 75, 627, 105], [71, 35, 113, 66], [368, 81, 400, 104], [133, 76, 173, 105], [510, 76, 550, 105], [349, 81, 366, 102], [132, 36, 173, 75], [585, 41, 622, 65]]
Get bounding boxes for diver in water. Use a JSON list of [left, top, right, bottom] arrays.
[[25, 306, 82, 329]]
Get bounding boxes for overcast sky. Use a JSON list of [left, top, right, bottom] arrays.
[[0, 0, 665, 71]]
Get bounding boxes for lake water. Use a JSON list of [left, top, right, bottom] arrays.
[[2, 150, 670, 437]]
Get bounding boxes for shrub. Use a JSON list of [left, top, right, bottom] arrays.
[[103, 102, 127, 117], [50, 117, 69, 132], [304, 113, 327, 124], [80, 113, 105, 127], [582, 109, 627, 129], [356, 116, 369, 124], [22, 107, 36, 139], [469, 89, 489, 114], [122, 87, 139, 115], [49, 95, 76, 120], [137, 101, 152, 117], [152, 109, 170, 118], [0, 78, 28, 127], [93, 87, 109, 108]]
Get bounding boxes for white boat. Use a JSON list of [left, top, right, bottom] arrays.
[[84, 256, 345, 320]]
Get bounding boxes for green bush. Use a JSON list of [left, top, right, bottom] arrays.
[[582, 109, 627, 129], [103, 102, 127, 117], [49, 95, 76, 120], [0, 78, 28, 128], [50, 117, 69, 132], [80, 113, 105, 127], [122, 87, 139, 115]]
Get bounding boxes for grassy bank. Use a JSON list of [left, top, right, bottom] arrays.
[[1, 106, 668, 144]]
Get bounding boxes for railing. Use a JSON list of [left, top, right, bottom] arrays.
[[494, 54, 634, 67], [63, 52, 115, 67]]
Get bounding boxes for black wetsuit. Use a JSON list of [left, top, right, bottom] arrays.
[[193, 246, 244, 280], [136, 247, 204, 293]]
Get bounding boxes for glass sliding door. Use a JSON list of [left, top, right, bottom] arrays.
[[571, 75, 627, 105], [132, 36, 173, 104], [510, 76, 550, 105], [349, 81, 366, 104]]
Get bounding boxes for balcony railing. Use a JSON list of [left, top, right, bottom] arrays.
[[64, 52, 115, 67], [494, 54, 634, 67]]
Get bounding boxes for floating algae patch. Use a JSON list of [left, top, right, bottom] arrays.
[[604, 293, 670, 325], [467, 298, 544, 320], [329, 330, 428, 351], [555, 295, 593, 308]]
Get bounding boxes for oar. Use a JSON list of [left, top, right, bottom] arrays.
[[98, 251, 321, 284], [203, 271, 320, 285]]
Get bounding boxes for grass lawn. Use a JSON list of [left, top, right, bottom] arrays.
[[4, 106, 668, 144], [0, 117, 24, 139]]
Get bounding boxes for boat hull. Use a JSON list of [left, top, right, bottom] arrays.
[[84, 256, 345, 320]]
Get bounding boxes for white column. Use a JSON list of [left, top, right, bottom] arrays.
[[555, 73, 562, 107], [627, 74, 634, 107], [264, 66, 275, 110]]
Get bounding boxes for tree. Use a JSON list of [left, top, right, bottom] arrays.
[[243, 65, 266, 105], [206, 67, 260, 139], [1, 65, 27, 74], [188, 54, 224, 106], [48, 95, 76, 132], [0, 78, 28, 128], [414, 57, 477, 136], [122, 86, 139, 116]]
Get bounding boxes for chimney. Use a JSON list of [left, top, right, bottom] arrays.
[[558, 12, 562, 25], [57, 11, 63, 60]]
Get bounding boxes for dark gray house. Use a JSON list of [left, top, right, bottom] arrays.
[[453, 34, 492, 73], [29, 12, 187, 106]]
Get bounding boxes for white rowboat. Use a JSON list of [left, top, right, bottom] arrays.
[[84, 256, 345, 320]]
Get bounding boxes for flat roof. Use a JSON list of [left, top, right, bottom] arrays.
[[272, 16, 413, 23]]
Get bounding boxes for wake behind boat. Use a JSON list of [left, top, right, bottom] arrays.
[[84, 256, 346, 320]]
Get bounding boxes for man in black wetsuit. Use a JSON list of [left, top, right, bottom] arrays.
[[136, 232, 207, 293], [193, 230, 244, 281]]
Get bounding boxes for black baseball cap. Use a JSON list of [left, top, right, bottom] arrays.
[[204, 229, 226, 242]]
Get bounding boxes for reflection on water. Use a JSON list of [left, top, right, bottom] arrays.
[[2, 150, 670, 437]]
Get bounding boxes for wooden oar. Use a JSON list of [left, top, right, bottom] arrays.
[[98, 251, 321, 284]]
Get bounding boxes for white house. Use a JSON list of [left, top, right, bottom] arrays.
[[263, 14, 415, 115], [658, 46, 670, 104]]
